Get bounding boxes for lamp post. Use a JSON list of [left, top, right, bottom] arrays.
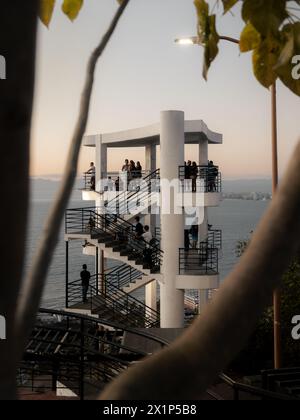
[[175, 36, 281, 369]]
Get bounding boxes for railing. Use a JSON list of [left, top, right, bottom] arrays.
[[208, 229, 222, 250], [216, 373, 297, 401], [155, 227, 221, 250], [67, 274, 160, 328], [107, 264, 143, 289], [179, 165, 222, 193], [179, 245, 219, 275], [82, 170, 153, 192], [83, 172, 95, 191], [105, 169, 160, 216], [65, 208, 163, 272], [19, 308, 168, 400]]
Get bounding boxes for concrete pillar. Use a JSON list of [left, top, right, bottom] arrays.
[[160, 110, 185, 328], [145, 280, 157, 314], [199, 139, 208, 166], [145, 144, 157, 173], [95, 135, 108, 208], [198, 289, 209, 315], [198, 136, 210, 312], [199, 208, 209, 242], [95, 135, 108, 190], [145, 144, 157, 234]]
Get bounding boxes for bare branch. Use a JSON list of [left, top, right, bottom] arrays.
[[100, 141, 300, 400], [15, 0, 131, 357]]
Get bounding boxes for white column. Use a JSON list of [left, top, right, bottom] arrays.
[[145, 144, 157, 173], [198, 139, 209, 311], [160, 110, 185, 328], [95, 135, 108, 207], [199, 139, 208, 166], [145, 281, 157, 314], [199, 208, 209, 242], [95, 135, 108, 184], [198, 289, 209, 315], [145, 143, 157, 233]]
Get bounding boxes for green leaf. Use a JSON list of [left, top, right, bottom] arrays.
[[221, 0, 239, 14], [39, 0, 56, 27], [276, 23, 300, 96], [240, 23, 261, 53], [62, 0, 84, 21], [194, 0, 209, 40], [203, 15, 220, 80], [253, 37, 281, 88], [242, 0, 288, 37], [194, 1, 219, 79]]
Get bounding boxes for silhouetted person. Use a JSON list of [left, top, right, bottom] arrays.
[[208, 161, 218, 192], [115, 177, 120, 192], [87, 162, 96, 191], [191, 162, 198, 192], [81, 264, 91, 303], [185, 160, 192, 180], [135, 216, 144, 239], [122, 159, 130, 173], [129, 160, 136, 180], [136, 161, 142, 178]]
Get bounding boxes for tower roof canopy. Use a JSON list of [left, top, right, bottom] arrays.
[[84, 119, 222, 148]]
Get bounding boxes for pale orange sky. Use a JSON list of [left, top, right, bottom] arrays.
[[31, 0, 300, 179]]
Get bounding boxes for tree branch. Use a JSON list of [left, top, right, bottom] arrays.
[[15, 0, 131, 358], [100, 141, 300, 400]]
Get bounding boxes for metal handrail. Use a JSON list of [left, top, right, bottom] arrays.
[[106, 264, 142, 289], [179, 165, 222, 193], [65, 208, 163, 270], [218, 373, 297, 401], [179, 245, 219, 275], [105, 169, 160, 216], [38, 308, 169, 346], [67, 274, 160, 328], [20, 308, 169, 399]]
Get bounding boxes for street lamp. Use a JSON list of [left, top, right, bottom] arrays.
[[175, 35, 281, 369]]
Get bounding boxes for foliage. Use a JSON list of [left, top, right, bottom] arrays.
[[39, 0, 123, 27], [194, 0, 300, 96], [233, 238, 300, 372]]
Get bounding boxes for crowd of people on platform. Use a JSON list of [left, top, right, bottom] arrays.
[[184, 160, 219, 192], [121, 159, 143, 180]]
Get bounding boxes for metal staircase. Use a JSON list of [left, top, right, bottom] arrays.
[[19, 309, 168, 400], [66, 209, 163, 276], [67, 273, 160, 328], [104, 169, 160, 220]]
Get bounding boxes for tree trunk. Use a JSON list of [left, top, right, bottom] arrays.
[[101, 141, 300, 400], [0, 1, 38, 400]]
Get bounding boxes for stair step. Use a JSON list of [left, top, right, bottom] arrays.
[[105, 241, 121, 248], [112, 245, 128, 252]]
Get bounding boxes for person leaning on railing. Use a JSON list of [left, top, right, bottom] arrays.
[[86, 162, 96, 191]]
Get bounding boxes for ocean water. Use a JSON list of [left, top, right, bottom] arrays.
[[26, 198, 270, 309]]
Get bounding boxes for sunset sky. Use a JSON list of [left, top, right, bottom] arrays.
[[31, 0, 300, 179]]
